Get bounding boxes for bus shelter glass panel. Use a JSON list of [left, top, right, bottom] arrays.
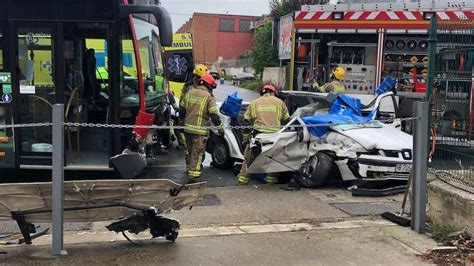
[[17, 29, 54, 154]]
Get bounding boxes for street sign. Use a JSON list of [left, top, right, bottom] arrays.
[[1, 93, 12, 103], [279, 14, 293, 60]]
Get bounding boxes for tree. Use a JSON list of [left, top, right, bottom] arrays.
[[270, 0, 327, 19], [249, 22, 279, 75]]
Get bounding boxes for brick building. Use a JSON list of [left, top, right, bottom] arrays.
[[176, 13, 259, 65]]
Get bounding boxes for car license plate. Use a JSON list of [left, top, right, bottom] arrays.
[[395, 164, 412, 173]]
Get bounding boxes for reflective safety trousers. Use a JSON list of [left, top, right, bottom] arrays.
[[185, 133, 207, 179]]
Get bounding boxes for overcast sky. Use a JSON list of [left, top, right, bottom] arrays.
[[161, 0, 271, 31]]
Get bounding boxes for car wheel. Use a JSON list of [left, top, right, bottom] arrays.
[[296, 152, 333, 188], [211, 138, 235, 169]]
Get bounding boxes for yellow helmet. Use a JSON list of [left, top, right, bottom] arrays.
[[332, 66, 346, 80], [193, 64, 208, 77]]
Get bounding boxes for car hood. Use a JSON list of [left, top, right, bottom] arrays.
[[332, 124, 412, 151]]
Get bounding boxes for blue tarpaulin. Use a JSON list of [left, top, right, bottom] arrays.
[[302, 94, 375, 137], [329, 94, 362, 116]]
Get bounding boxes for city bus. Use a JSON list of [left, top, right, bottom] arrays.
[[0, 0, 173, 176]]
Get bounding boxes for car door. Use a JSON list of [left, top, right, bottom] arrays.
[[247, 117, 309, 174]]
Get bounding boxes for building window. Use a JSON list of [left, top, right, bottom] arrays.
[[219, 19, 235, 32], [239, 20, 251, 32]]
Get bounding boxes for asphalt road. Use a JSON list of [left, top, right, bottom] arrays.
[[146, 78, 262, 184], [213, 81, 259, 103], [123, 80, 259, 186]]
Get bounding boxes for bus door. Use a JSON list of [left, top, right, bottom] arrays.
[[14, 23, 58, 167], [63, 23, 113, 170]]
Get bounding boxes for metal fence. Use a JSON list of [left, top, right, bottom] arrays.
[[428, 18, 474, 189]]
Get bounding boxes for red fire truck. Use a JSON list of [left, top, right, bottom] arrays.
[[289, 1, 474, 120]]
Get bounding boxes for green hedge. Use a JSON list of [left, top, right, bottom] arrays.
[[223, 75, 234, 81], [240, 80, 263, 91]]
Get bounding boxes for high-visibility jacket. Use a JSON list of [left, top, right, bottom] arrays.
[[181, 85, 219, 135], [244, 94, 290, 134], [319, 80, 346, 93], [179, 79, 195, 107]]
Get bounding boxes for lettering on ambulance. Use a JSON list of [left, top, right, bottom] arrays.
[[171, 42, 192, 49]]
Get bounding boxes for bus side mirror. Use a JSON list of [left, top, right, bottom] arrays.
[[119, 4, 173, 47]]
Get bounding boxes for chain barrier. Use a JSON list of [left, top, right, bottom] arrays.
[[0, 117, 418, 131], [0, 122, 53, 129]]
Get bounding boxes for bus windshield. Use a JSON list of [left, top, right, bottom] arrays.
[[121, 17, 167, 109]]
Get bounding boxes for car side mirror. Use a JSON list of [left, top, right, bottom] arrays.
[[119, 4, 173, 47]]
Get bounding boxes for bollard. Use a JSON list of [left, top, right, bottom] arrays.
[[411, 101, 429, 234], [52, 104, 66, 256]]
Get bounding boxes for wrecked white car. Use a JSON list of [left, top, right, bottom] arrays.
[[247, 92, 413, 188]]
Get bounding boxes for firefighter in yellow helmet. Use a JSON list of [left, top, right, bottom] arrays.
[[313, 66, 346, 93], [237, 84, 290, 185], [179, 73, 223, 183], [176, 64, 209, 149], [179, 64, 209, 105]]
